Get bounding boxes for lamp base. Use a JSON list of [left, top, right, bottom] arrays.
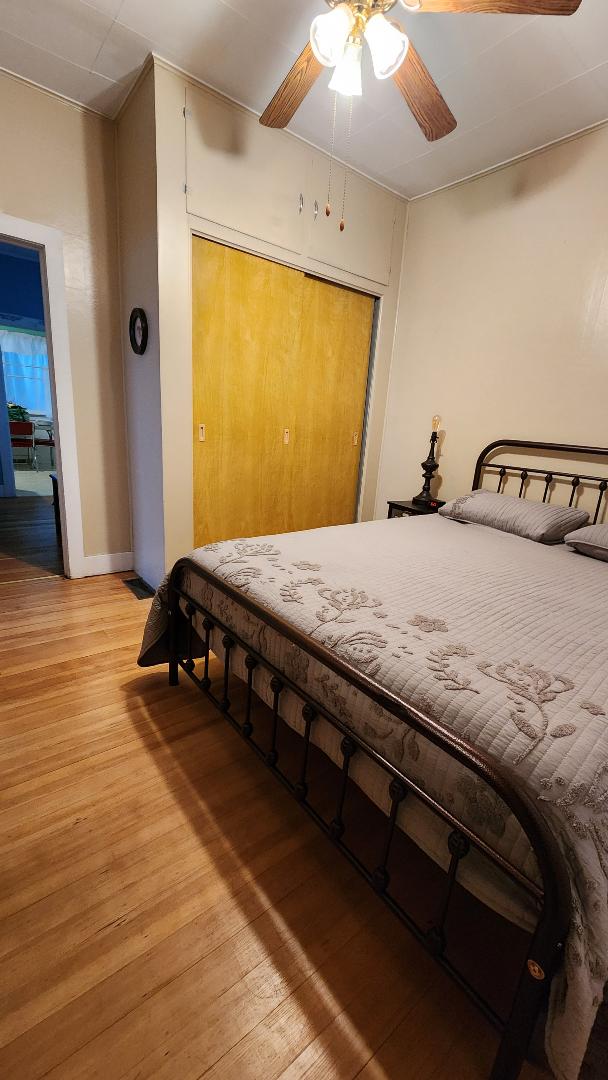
[[413, 428, 444, 510]]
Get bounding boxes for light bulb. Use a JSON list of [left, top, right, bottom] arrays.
[[364, 14, 409, 80], [329, 39, 363, 97], [432, 415, 441, 433], [310, 3, 354, 68]]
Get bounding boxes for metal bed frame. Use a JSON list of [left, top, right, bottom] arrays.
[[166, 440, 608, 1080]]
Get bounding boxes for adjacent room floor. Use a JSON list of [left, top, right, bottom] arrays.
[[0, 570, 553, 1080], [14, 467, 54, 497], [0, 495, 62, 582]]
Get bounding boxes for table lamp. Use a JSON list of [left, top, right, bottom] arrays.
[[412, 415, 445, 509]]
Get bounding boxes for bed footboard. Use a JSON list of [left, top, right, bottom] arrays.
[[167, 557, 571, 1080]]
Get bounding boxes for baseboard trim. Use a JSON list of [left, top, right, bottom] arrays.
[[79, 552, 134, 577]]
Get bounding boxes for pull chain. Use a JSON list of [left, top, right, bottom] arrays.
[[340, 96, 353, 233], [326, 91, 338, 217]]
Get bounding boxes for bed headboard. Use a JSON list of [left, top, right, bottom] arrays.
[[472, 439, 608, 525]]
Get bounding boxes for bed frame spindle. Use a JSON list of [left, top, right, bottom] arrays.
[[330, 736, 357, 841], [372, 778, 407, 894]]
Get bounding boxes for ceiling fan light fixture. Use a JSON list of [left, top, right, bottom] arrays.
[[310, 3, 354, 68], [329, 38, 363, 97], [364, 14, 409, 80]]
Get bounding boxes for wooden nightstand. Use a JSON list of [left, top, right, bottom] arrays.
[[387, 499, 443, 519]]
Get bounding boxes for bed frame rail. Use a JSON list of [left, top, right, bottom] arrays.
[[167, 553, 572, 1080]]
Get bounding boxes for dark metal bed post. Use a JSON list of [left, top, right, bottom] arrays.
[[490, 845, 570, 1080], [491, 950, 559, 1080], [167, 567, 180, 686]]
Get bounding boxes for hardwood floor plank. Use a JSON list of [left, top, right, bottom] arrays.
[[205, 918, 439, 1080], [0, 774, 293, 959], [46, 854, 371, 1080], [117, 910, 374, 1080], [1, 838, 346, 1080], [353, 981, 546, 1080]]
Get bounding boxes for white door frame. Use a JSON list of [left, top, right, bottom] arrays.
[[0, 213, 85, 578]]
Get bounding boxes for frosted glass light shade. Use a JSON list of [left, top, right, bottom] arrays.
[[329, 39, 363, 97], [310, 4, 354, 68], [364, 14, 409, 79]]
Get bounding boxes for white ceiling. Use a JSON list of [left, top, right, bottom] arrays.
[[1, 0, 608, 197]]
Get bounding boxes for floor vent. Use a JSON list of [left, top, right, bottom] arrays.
[[123, 577, 155, 600]]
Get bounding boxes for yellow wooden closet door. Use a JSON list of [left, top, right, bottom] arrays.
[[285, 276, 374, 533], [193, 239, 374, 546], [192, 238, 304, 546]]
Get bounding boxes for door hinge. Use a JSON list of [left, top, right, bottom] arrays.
[[183, 182, 188, 194]]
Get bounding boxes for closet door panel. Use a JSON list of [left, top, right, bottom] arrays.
[[307, 157, 396, 286], [192, 237, 302, 546], [286, 277, 374, 532], [193, 239, 374, 547]]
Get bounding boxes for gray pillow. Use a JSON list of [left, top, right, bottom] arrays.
[[439, 490, 589, 543], [564, 523, 608, 563]]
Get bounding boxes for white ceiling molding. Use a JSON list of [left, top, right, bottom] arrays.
[[409, 111, 608, 201]]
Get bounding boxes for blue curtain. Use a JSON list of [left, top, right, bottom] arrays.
[[0, 330, 52, 417]]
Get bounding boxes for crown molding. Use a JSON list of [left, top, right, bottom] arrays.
[[0, 63, 115, 122], [408, 114, 608, 203]]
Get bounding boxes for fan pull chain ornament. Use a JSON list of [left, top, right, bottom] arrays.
[[326, 91, 338, 217], [340, 97, 354, 232], [259, 1, 583, 142]]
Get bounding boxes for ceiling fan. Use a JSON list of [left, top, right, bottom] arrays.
[[260, 1, 583, 143]]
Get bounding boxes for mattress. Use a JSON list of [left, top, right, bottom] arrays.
[[139, 514, 608, 1080]]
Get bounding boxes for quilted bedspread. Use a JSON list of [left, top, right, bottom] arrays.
[[139, 514, 608, 1080]]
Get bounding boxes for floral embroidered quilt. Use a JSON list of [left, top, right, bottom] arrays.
[[139, 514, 608, 1080]]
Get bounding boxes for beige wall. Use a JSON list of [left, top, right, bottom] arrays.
[[154, 63, 194, 572], [0, 70, 130, 557], [376, 125, 608, 515], [116, 68, 164, 586]]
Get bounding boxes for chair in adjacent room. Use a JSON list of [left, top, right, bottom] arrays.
[[10, 419, 37, 469]]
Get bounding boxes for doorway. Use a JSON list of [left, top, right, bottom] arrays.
[[0, 240, 63, 580]]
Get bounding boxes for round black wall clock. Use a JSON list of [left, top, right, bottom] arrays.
[[129, 308, 148, 355]]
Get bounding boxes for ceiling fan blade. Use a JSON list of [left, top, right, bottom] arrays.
[[410, 1, 582, 14], [260, 43, 323, 129], [393, 44, 457, 142]]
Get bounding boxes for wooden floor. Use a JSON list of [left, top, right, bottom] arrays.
[[0, 496, 62, 581], [0, 570, 548, 1080]]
